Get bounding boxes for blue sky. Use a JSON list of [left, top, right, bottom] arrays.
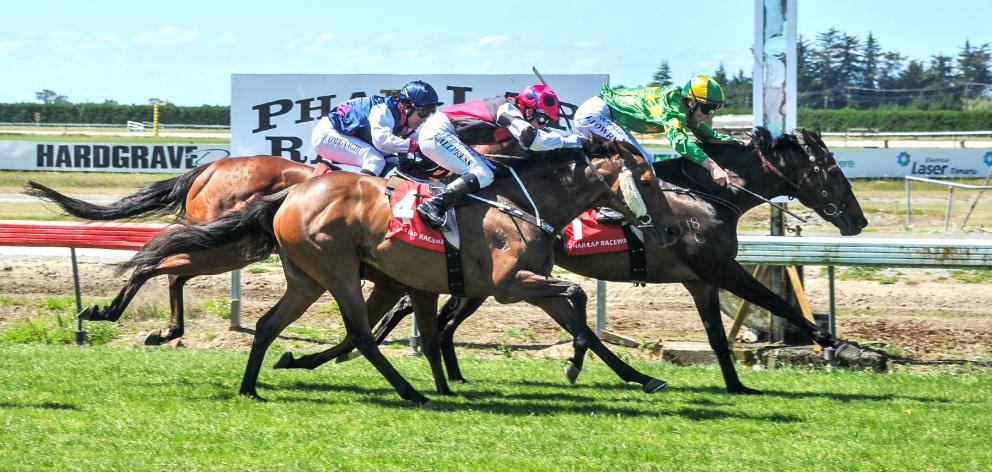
[[1, 0, 989, 105]]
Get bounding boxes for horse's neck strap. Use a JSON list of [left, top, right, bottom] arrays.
[[755, 147, 800, 191]]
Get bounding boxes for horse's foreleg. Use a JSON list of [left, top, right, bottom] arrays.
[[408, 290, 451, 395], [704, 260, 884, 364], [511, 271, 667, 393], [438, 296, 487, 382], [703, 261, 832, 345], [683, 281, 761, 395]]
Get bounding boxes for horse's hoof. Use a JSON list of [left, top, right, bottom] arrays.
[[77, 305, 97, 321], [239, 390, 267, 402], [729, 385, 763, 395], [642, 378, 668, 393], [335, 351, 362, 363], [143, 330, 164, 346], [272, 352, 296, 369], [409, 393, 430, 405], [564, 360, 581, 384]]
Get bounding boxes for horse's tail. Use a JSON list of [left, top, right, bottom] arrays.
[[24, 164, 209, 221], [117, 186, 291, 273]]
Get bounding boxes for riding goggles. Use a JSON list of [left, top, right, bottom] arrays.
[[699, 102, 722, 115]]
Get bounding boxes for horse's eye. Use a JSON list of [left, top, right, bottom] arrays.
[[813, 166, 821, 173]]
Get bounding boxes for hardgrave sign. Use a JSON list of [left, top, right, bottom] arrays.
[[230, 74, 609, 165], [0, 141, 231, 173]]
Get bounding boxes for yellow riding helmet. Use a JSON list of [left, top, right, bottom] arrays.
[[681, 75, 725, 105]]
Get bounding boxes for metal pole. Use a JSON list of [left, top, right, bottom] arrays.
[[596, 279, 607, 336], [71, 248, 86, 345], [410, 314, 421, 354], [944, 187, 955, 232], [961, 168, 992, 228], [827, 266, 836, 335], [229, 270, 241, 330], [904, 178, 912, 228]]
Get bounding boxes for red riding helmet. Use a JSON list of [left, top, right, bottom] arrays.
[[515, 84, 560, 121]]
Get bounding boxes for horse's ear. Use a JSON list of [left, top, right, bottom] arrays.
[[751, 126, 773, 151], [814, 127, 822, 139]]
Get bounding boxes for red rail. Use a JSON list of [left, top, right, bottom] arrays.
[[0, 220, 170, 251]]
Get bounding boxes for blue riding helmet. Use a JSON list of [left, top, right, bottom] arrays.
[[399, 80, 443, 108]]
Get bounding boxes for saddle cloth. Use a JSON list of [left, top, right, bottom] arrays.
[[385, 180, 449, 252], [563, 209, 629, 256]]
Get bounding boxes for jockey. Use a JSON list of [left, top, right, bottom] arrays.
[[311, 80, 442, 176], [575, 75, 736, 223], [415, 83, 585, 228]]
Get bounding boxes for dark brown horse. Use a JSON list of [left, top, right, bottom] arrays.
[[280, 127, 877, 394], [120, 140, 671, 403]]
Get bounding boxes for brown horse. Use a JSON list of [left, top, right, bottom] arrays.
[[26, 155, 313, 344], [27, 143, 521, 345], [281, 127, 877, 394], [120, 140, 671, 403]]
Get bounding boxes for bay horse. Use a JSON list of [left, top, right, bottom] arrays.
[[280, 127, 876, 395], [120, 140, 672, 404], [26, 146, 519, 345]]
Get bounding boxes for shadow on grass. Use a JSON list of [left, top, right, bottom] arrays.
[[361, 395, 804, 422], [0, 401, 80, 411], [673, 385, 953, 403]]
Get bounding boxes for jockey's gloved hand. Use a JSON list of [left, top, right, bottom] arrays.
[[563, 133, 584, 148]]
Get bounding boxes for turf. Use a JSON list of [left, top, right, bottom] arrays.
[[0, 345, 989, 471]]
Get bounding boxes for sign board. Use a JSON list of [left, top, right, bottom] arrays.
[[230, 74, 609, 162], [0, 141, 230, 173]]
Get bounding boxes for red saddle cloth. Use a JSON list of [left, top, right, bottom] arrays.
[[385, 180, 445, 252], [563, 209, 629, 256]]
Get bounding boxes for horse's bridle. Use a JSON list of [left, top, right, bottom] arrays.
[[755, 133, 849, 219]]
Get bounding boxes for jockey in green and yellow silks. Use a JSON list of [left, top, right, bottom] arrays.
[[590, 75, 735, 188]]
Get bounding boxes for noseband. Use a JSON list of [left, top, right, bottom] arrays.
[[755, 134, 848, 219]]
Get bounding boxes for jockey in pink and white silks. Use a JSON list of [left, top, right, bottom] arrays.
[[310, 80, 442, 176], [415, 83, 585, 228]]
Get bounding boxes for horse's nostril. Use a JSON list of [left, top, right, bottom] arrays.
[[857, 216, 868, 227]]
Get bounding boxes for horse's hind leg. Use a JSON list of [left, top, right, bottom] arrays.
[[437, 296, 487, 382], [683, 281, 761, 395], [78, 264, 155, 322], [408, 290, 451, 395], [273, 285, 407, 369], [512, 271, 667, 393], [239, 261, 324, 399], [144, 274, 191, 345], [294, 252, 428, 404]]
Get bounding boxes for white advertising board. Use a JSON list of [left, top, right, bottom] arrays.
[[0, 140, 230, 173], [645, 147, 992, 179], [230, 74, 609, 162]]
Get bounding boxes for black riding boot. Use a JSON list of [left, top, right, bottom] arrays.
[[595, 206, 626, 225], [417, 174, 480, 228]]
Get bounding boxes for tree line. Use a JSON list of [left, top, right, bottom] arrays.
[[648, 28, 992, 111]]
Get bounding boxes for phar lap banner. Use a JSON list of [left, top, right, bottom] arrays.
[[230, 74, 609, 161]]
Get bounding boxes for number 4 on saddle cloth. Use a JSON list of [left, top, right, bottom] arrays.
[[385, 177, 467, 295], [564, 208, 649, 282]]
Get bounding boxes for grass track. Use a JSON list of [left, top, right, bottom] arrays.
[[0, 345, 990, 471]]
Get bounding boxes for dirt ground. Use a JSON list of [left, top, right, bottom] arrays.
[[1, 253, 989, 363]]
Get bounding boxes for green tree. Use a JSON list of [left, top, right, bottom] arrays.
[[35, 89, 69, 104], [861, 32, 882, 89], [648, 61, 672, 87]]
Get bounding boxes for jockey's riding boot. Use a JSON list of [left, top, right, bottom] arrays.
[[417, 174, 480, 229], [595, 206, 626, 225]]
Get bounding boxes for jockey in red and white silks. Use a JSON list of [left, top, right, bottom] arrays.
[[415, 84, 585, 228], [310, 80, 442, 176]]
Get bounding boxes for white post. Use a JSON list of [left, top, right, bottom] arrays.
[[230, 270, 241, 330], [596, 280, 607, 336]]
